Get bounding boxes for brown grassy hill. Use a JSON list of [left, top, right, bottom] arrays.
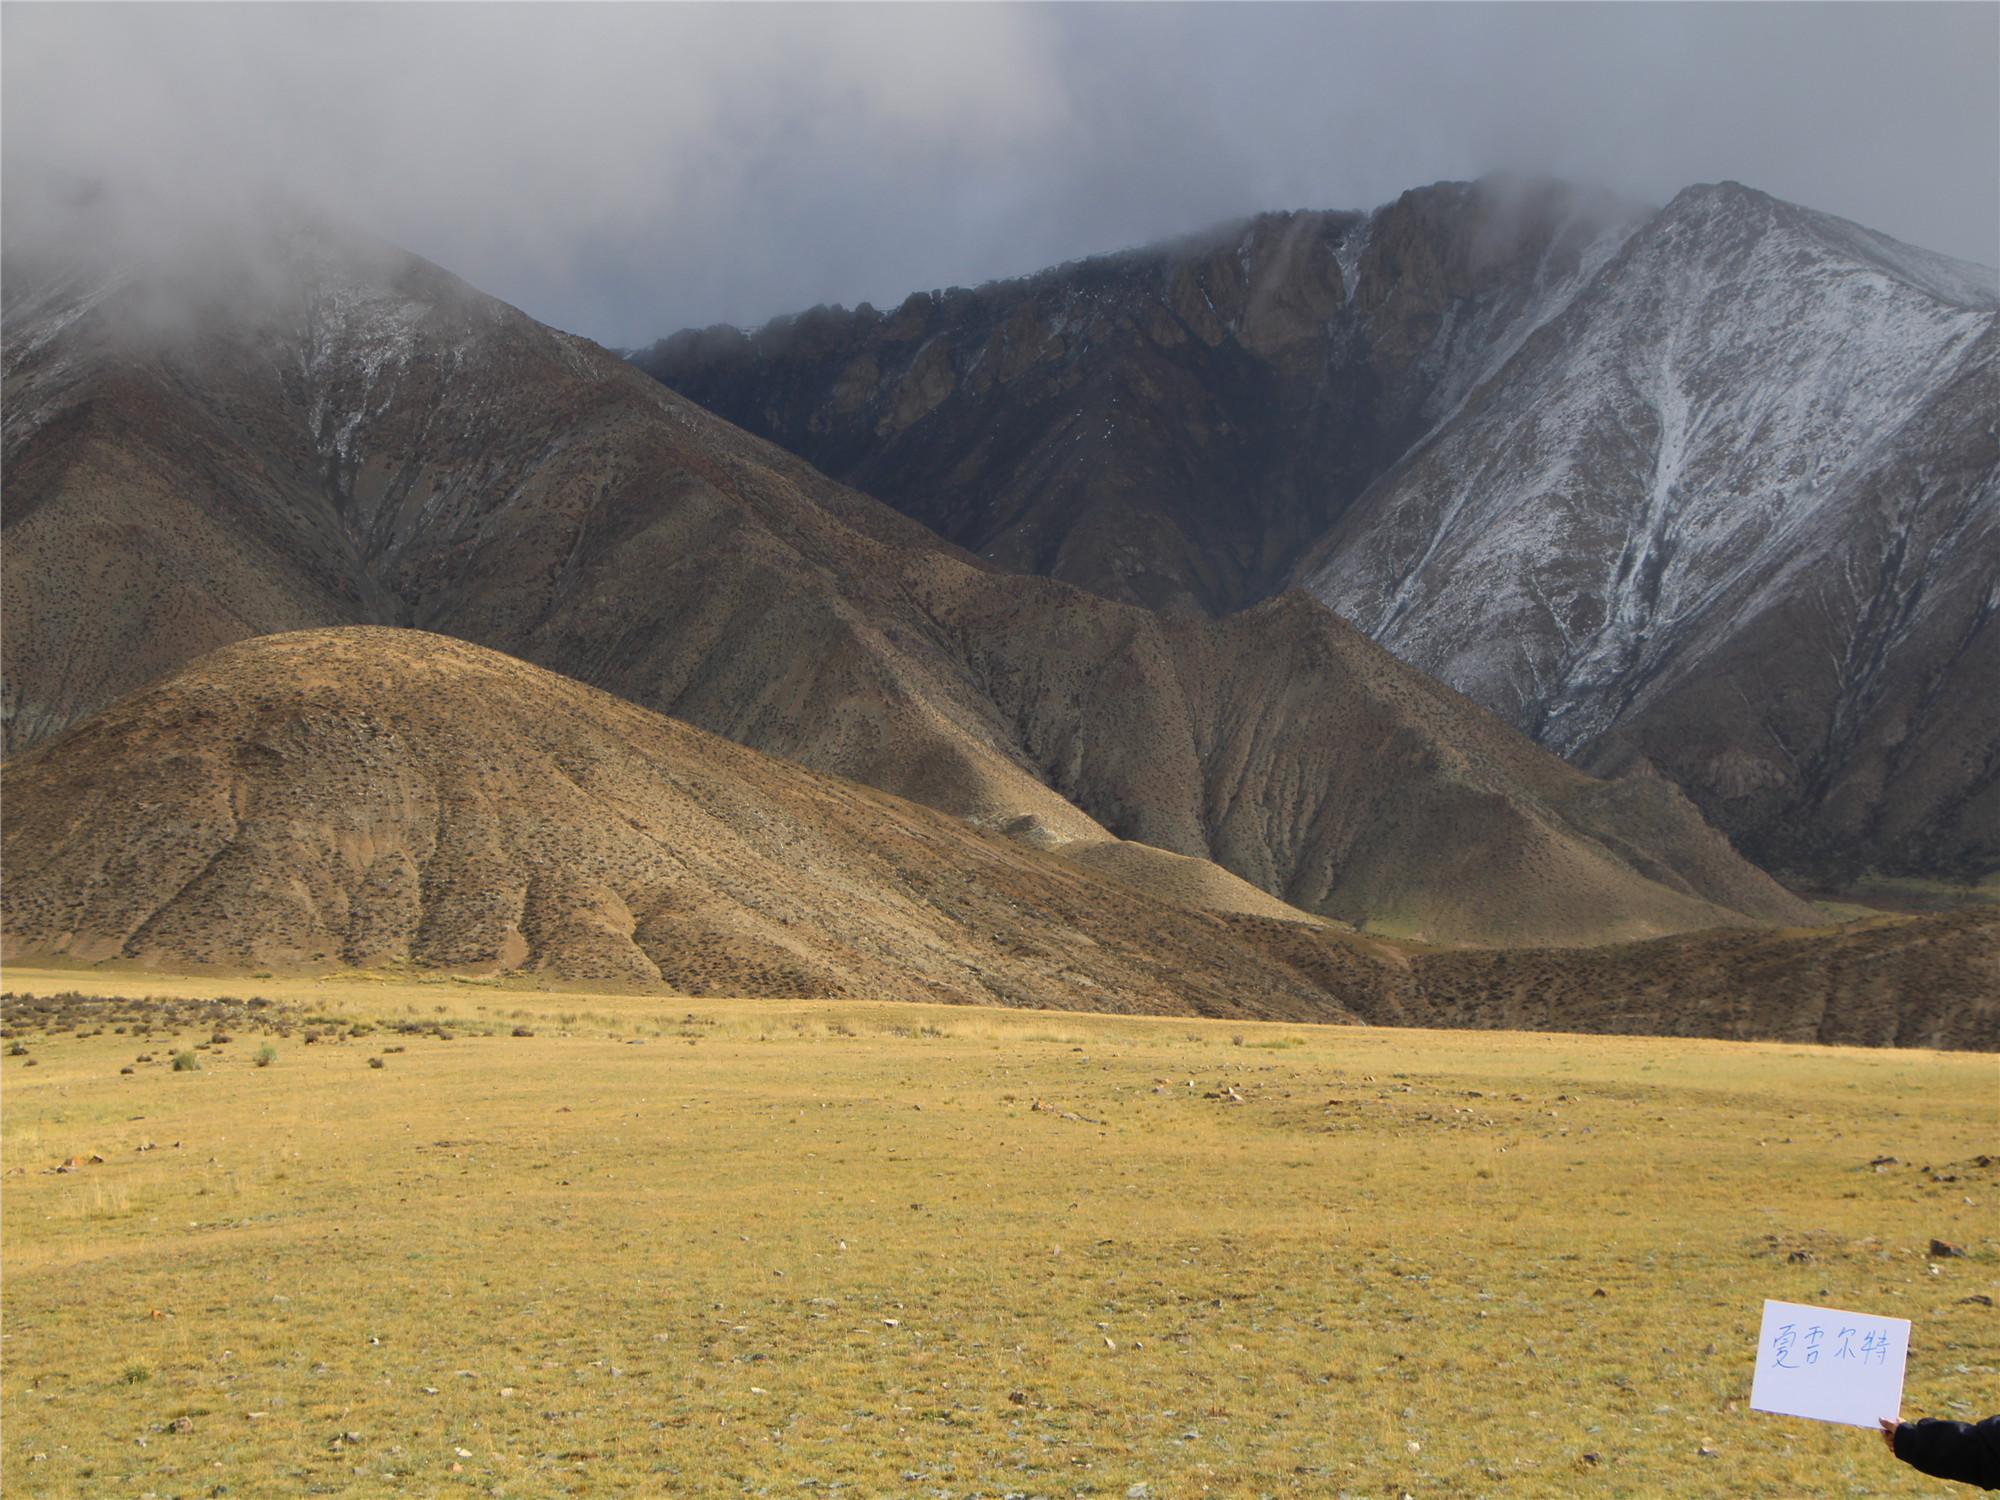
[[929, 580, 1810, 943], [2, 208, 1812, 945], [0, 628, 1352, 1016]]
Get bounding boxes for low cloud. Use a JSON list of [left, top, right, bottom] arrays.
[[5, 3, 1993, 346]]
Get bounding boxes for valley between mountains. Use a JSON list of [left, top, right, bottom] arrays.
[[3, 187, 1994, 1044]]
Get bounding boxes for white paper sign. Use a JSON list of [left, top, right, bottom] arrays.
[[1749, 1299, 1910, 1429]]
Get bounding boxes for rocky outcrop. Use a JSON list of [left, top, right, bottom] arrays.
[[1226, 907, 1999, 1051]]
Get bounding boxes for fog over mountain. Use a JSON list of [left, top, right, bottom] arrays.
[[5, 4, 1993, 346]]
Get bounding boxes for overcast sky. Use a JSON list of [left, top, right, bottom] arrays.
[[5, 3, 1995, 347]]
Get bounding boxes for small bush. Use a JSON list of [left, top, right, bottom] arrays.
[[171, 1051, 200, 1071], [253, 1043, 277, 1068], [120, 1363, 150, 1385], [367, 1056, 385, 1069]]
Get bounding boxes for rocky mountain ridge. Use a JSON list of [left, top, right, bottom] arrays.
[[1302, 184, 1999, 884]]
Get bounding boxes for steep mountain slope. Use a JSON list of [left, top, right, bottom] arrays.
[[638, 178, 1997, 888], [635, 178, 1643, 617], [1299, 183, 2000, 883], [922, 580, 1809, 942], [1, 206, 1813, 945], [0, 628, 1345, 1013]]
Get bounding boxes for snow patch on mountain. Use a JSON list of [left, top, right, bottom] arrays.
[[1413, 199, 1652, 431], [1304, 181, 1999, 760]]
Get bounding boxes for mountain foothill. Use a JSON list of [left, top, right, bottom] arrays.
[[4, 187, 1993, 1045]]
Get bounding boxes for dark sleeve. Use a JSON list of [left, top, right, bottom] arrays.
[[1893, 1415, 2000, 1490]]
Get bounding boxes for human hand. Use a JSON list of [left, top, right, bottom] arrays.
[[1879, 1417, 1900, 1453]]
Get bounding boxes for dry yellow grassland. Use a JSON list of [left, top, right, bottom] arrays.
[[1, 966, 1994, 1500]]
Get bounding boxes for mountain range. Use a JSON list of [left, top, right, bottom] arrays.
[[2, 202, 1811, 952], [637, 177, 1998, 889], [4, 182, 1994, 1045]]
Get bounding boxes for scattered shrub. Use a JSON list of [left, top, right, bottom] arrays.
[[171, 1051, 200, 1071], [367, 1056, 385, 1069], [120, 1363, 150, 1385], [254, 1043, 277, 1068]]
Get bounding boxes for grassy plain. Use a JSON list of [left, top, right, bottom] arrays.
[[2, 965, 1994, 1500]]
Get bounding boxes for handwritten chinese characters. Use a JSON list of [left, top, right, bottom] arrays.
[[1770, 1317, 1894, 1370]]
